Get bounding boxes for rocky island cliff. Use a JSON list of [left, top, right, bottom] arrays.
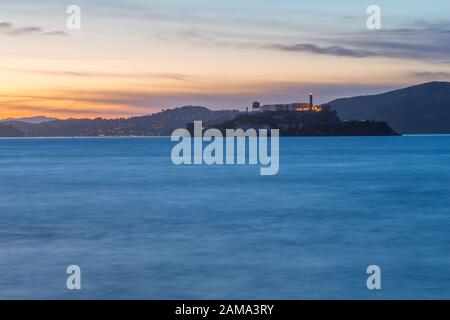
[[211, 109, 399, 136]]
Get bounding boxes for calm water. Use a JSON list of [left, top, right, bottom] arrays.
[[0, 136, 450, 299]]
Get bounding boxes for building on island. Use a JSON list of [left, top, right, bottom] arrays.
[[253, 93, 325, 113]]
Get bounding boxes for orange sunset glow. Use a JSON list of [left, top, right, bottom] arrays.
[[1, 0, 450, 119]]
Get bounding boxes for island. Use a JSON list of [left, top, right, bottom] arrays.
[[210, 108, 399, 136]]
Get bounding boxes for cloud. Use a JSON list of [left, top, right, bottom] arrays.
[[42, 31, 68, 37], [0, 22, 12, 29], [0, 67, 192, 81], [276, 37, 448, 61], [0, 21, 68, 37], [7, 27, 42, 36], [159, 30, 401, 59], [157, 20, 450, 63], [1, 104, 103, 116], [300, 22, 450, 62], [412, 71, 450, 79], [269, 43, 374, 58]]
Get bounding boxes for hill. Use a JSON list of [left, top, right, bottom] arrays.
[[0, 123, 25, 137], [0, 116, 58, 124], [2, 106, 240, 137], [327, 82, 450, 134]]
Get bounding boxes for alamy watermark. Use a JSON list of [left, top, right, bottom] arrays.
[[366, 265, 381, 290], [66, 265, 81, 290], [367, 5, 381, 30], [66, 5, 81, 30], [171, 121, 279, 176]]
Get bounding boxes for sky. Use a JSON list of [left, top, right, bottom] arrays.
[[1, 0, 450, 119]]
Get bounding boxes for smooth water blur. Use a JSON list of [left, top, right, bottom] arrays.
[[0, 136, 450, 299]]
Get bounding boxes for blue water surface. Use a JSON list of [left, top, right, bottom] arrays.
[[0, 136, 450, 299]]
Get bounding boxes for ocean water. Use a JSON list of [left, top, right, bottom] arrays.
[[0, 136, 450, 299]]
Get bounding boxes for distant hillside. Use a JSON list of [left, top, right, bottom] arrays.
[[1, 116, 58, 124], [327, 82, 450, 134], [2, 106, 240, 137], [0, 123, 24, 137]]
